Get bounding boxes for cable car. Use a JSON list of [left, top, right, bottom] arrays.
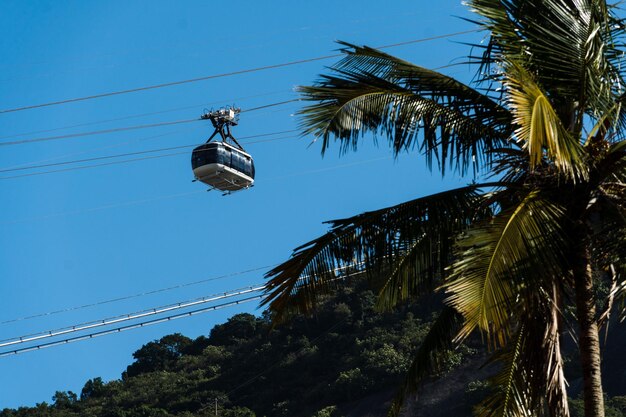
[[191, 142, 255, 191], [191, 107, 255, 193]]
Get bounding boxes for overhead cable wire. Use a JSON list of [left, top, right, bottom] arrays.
[[0, 128, 197, 172], [239, 99, 300, 113], [264, 156, 393, 181], [0, 153, 393, 225], [1, 101, 296, 172], [0, 265, 274, 325], [0, 90, 294, 141], [0, 118, 200, 147], [0, 29, 480, 115], [0, 134, 300, 180], [1, 265, 367, 357], [0, 99, 300, 148], [0, 295, 263, 357], [0, 262, 364, 356], [0, 285, 265, 348], [1, 258, 359, 329], [0, 129, 299, 174]]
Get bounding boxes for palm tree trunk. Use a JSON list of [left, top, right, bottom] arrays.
[[572, 243, 604, 417]]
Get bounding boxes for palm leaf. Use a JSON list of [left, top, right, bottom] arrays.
[[262, 185, 488, 322], [615, 277, 626, 322], [475, 324, 534, 417], [467, 0, 625, 125], [444, 191, 568, 347], [541, 284, 570, 417], [297, 43, 513, 175], [504, 61, 587, 180], [476, 282, 569, 417]]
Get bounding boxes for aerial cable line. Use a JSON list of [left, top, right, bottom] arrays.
[[0, 294, 263, 357], [264, 155, 393, 181], [3, 263, 365, 348], [0, 29, 480, 115], [240, 99, 300, 113], [1, 101, 296, 172], [0, 90, 294, 141], [1, 154, 392, 222], [0, 134, 299, 180], [0, 118, 200, 147], [0, 132, 197, 174], [0, 266, 369, 357], [0, 99, 300, 148], [0, 265, 274, 325], [0, 128, 197, 172], [0, 285, 265, 348], [0, 129, 299, 174], [0, 136, 388, 182]]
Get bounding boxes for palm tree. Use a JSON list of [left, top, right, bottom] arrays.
[[262, 1, 626, 417]]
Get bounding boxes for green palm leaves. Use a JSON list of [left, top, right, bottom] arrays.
[[468, 0, 622, 124], [262, 186, 486, 323], [504, 63, 586, 179], [445, 192, 568, 346], [298, 44, 512, 175]]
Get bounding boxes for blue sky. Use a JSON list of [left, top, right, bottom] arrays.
[[1, 0, 485, 408]]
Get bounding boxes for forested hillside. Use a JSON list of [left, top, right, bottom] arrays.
[[2, 281, 625, 417]]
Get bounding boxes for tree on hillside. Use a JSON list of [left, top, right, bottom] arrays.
[[262, 1, 626, 417]]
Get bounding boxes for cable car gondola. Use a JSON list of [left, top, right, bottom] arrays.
[[191, 107, 255, 193]]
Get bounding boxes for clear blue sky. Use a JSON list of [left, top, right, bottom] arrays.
[[1, 0, 484, 408]]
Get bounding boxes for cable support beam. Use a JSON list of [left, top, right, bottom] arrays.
[[0, 294, 263, 357], [0, 30, 479, 114], [0, 285, 265, 348]]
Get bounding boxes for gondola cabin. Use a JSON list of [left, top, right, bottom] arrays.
[[191, 141, 255, 191]]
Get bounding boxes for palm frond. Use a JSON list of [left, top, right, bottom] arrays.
[[615, 276, 626, 322], [297, 43, 513, 175], [374, 236, 445, 312], [476, 296, 569, 417], [444, 191, 568, 347], [468, 0, 626, 123], [504, 62, 587, 180], [386, 307, 463, 417], [262, 185, 488, 322], [612, 94, 626, 141], [475, 324, 534, 417], [474, 280, 569, 417], [489, 147, 531, 185], [542, 284, 570, 417]]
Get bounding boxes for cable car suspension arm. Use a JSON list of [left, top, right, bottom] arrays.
[[201, 107, 244, 150]]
